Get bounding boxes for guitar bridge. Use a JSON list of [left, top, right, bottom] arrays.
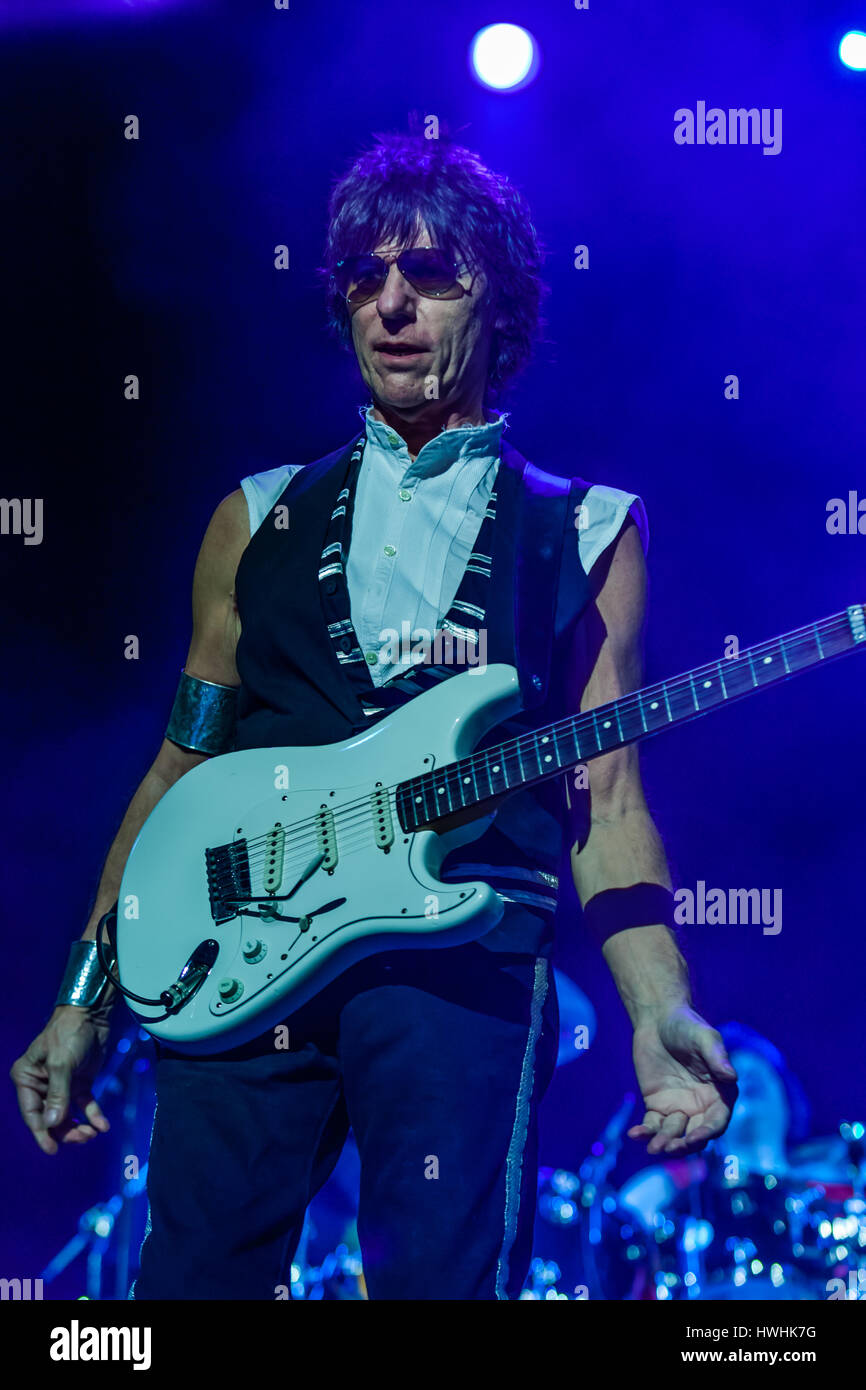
[[205, 840, 251, 924]]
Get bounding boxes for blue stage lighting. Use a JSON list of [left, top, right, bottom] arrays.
[[839, 31, 866, 70], [470, 24, 539, 92]]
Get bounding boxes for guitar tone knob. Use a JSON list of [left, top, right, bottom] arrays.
[[242, 938, 267, 963], [217, 978, 243, 1003]]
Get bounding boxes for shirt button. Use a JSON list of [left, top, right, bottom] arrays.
[[383, 544, 397, 557], [324, 579, 337, 594], [398, 488, 412, 502], [340, 636, 353, 653], [387, 432, 401, 447], [365, 651, 378, 665]]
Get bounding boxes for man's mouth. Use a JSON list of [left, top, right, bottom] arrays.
[[374, 342, 429, 361]]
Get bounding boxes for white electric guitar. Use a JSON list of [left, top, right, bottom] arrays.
[[113, 604, 865, 1053]]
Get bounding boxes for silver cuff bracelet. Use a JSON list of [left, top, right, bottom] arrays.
[[165, 669, 239, 756], [55, 940, 117, 1009]]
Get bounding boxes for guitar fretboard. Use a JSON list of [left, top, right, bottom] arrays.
[[395, 605, 865, 833]]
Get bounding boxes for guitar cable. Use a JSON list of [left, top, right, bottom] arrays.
[[94, 905, 186, 1021]]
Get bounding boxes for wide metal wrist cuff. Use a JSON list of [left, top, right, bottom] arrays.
[[55, 941, 116, 1009], [165, 669, 239, 756]]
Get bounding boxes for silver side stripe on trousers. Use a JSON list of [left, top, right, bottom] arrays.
[[495, 956, 549, 1299]]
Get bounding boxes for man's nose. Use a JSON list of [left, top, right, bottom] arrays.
[[375, 261, 415, 317]]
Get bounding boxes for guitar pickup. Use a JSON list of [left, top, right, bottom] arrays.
[[315, 805, 338, 870], [263, 824, 286, 894], [371, 785, 394, 851]]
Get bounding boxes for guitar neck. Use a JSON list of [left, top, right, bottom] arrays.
[[397, 605, 866, 832]]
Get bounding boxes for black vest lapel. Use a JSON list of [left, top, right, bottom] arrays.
[[234, 432, 368, 744], [493, 441, 582, 714]]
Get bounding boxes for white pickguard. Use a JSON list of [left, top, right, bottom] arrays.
[[116, 664, 524, 1053]]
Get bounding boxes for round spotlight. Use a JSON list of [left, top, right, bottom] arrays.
[[470, 23, 539, 92], [839, 30, 866, 70]]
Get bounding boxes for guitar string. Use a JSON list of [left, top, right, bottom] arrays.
[[237, 615, 856, 871], [228, 615, 859, 887]]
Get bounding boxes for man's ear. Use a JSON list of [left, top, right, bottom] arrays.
[[490, 295, 506, 332], [490, 288, 507, 333]]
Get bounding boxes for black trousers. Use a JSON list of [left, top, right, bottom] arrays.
[[130, 927, 559, 1301]]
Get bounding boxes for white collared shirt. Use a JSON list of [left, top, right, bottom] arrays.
[[344, 405, 505, 684], [240, 405, 648, 688]]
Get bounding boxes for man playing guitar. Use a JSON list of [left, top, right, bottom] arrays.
[[11, 131, 738, 1300]]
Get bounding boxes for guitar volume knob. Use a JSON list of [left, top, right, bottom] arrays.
[[242, 938, 267, 963]]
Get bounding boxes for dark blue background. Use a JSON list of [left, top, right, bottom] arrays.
[[2, 0, 863, 1294]]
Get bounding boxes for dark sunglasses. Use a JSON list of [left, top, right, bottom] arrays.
[[334, 248, 467, 307]]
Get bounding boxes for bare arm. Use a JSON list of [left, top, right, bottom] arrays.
[[567, 520, 737, 1153], [568, 521, 690, 1024], [81, 486, 249, 947], [11, 487, 250, 1154]]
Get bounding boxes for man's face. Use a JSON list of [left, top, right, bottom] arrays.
[[348, 221, 495, 418]]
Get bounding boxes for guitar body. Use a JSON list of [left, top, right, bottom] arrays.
[[117, 664, 524, 1053], [115, 601, 865, 1055]]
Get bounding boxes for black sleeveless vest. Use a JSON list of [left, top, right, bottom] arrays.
[[233, 429, 595, 954]]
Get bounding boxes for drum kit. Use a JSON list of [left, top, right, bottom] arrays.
[[521, 1125, 866, 1301]]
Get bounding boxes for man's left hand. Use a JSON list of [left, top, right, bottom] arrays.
[[628, 1004, 738, 1155]]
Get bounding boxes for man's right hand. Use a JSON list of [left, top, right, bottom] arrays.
[[10, 1006, 112, 1155]]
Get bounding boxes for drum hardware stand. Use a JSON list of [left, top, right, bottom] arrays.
[[577, 1091, 635, 1296], [675, 1159, 710, 1298], [840, 1121, 865, 1196]]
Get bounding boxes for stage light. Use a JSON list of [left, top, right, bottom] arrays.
[[839, 31, 866, 70], [470, 23, 539, 92]]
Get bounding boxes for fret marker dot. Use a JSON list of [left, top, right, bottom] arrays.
[[541, 736, 549, 744], [492, 764, 500, 773], [763, 656, 772, 665], [437, 787, 445, 795], [603, 721, 611, 730], [544, 754, 552, 763], [463, 776, 470, 784], [650, 702, 659, 710], [703, 680, 711, 688]]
